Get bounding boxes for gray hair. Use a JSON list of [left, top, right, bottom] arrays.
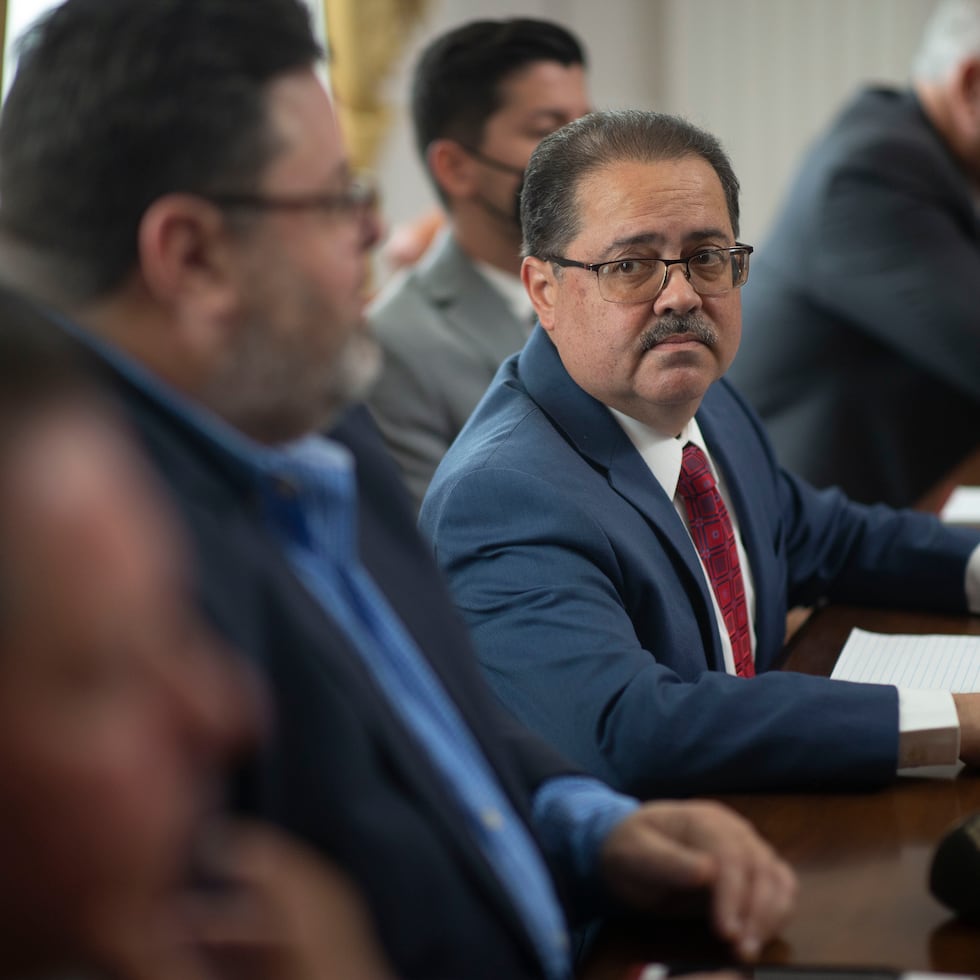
[[520, 109, 740, 261], [912, 0, 980, 82]]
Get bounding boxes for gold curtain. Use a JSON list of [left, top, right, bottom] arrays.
[[0, 0, 7, 88], [322, 0, 429, 172]]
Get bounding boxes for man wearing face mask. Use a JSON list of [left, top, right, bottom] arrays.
[[367, 18, 592, 508]]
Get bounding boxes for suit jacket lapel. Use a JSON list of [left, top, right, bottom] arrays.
[[519, 327, 724, 670], [416, 233, 529, 369]]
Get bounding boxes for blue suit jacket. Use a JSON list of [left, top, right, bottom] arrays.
[[421, 327, 980, 796]]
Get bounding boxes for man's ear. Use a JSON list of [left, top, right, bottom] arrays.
[[522, 256, 558, 331], [137, 193, 240, 322], [427, 138, 479, 201], [951, 56, 980, 132]]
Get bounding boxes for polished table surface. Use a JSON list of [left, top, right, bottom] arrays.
[[580, 605, 980, 980]]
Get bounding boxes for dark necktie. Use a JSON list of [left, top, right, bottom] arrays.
[[676, 442, 755, 677]]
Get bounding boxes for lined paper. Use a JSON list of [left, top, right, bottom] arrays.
[[831, 629, 980, 691]]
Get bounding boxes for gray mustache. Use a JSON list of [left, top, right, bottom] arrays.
[[639, 314, 717, 351]]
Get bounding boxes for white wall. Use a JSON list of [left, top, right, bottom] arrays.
[[2, 0, 329, 98], [2, 0, 58, 98], [2, 0, 938, 250], [375, 0, 937, 250]]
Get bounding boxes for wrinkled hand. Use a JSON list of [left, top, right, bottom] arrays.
[[600, 800, 796, 960], [186, 823, 396, 980]]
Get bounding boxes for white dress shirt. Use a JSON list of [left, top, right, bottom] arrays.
[[612, 409, 975, 770]]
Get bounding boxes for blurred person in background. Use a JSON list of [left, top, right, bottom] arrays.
[[730, 0, 980, 510], [367, 18, 592, 508], [0, 289, 394, 980]]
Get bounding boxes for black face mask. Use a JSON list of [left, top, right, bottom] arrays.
[[458, 144, 525, 227]]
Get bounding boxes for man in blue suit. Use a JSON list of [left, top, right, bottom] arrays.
[[421, 109, 980, 798], [0, 5, 793, 979]]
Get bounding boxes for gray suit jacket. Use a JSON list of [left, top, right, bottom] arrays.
[[367, 230, 529, 508], [730, 87, 980, 508]]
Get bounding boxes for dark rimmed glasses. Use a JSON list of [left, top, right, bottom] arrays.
[[204, 173, 378, 221], [547, 244, 753, 304]]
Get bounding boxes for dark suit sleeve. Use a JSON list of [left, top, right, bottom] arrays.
[[805, 141, 980, 402]]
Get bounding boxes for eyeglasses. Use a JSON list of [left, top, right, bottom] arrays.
[[547, 244, 753, 304], [204, 173, 379, 220]]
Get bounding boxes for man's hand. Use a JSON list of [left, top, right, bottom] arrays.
[[599, 800, 796, 960]]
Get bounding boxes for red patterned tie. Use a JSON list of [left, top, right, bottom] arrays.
[[676, 442, 755, 677]]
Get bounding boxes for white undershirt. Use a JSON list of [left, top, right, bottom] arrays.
[[611, 408, 967, 770]]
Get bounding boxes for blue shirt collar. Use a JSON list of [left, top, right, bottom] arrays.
[[49, 309, 357, 536]]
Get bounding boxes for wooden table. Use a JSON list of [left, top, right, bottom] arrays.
[[581, 606, 980, 979]]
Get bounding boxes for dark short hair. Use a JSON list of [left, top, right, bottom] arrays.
[[521, 110, 741, 260], [411, 18, 585, 191], [0, 0, 322, 303]]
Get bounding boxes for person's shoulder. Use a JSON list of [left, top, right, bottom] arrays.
[[426, 362, 601, 529], [702, 377, 778, 453], [366, 264, 434, 338], [823, 87, 940, 168], [367, 230, 470, 326], [423, 360, 535, 474]]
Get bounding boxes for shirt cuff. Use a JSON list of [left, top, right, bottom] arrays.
[[897, 687, 960, 768], [531, 775, 639, 882], [965, 543, 980, 613]]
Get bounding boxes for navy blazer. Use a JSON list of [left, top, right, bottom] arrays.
[[421, 326, 980, 797], [92, 350, 580, 980]]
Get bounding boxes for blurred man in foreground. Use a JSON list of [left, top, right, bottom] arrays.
[[0, 2, 793, 976], [0, 292, 394, 980]]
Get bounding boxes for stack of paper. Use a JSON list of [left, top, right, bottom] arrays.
[[831, 629, 980, 690]]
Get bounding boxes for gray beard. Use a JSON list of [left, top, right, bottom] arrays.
[[323, 328, 382, 426], [203, 326, 382, 445]]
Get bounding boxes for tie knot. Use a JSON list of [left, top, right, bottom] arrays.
[[677, 442, 715, 500]]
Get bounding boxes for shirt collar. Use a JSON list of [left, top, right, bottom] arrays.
[[49, 308, 355, 502], [609, 408, 712, 498]]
